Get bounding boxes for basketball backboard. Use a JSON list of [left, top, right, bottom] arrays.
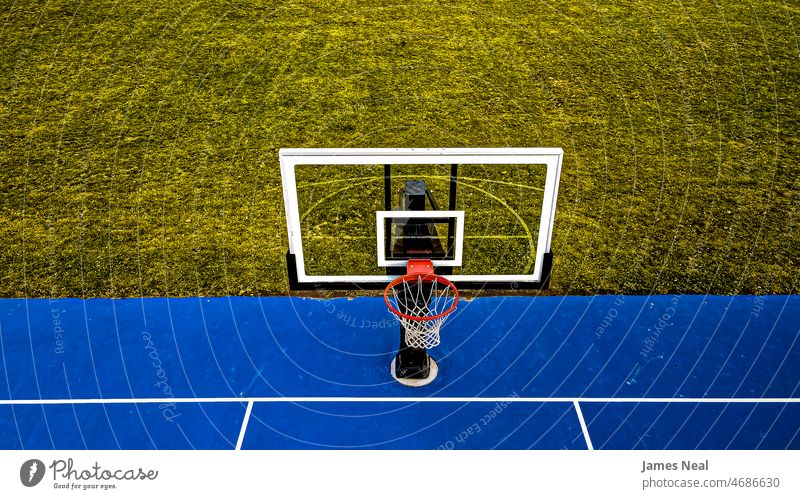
[[280, 148, 563, 290]]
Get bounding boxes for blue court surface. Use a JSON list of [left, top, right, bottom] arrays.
[[0, 294, 797, 450]]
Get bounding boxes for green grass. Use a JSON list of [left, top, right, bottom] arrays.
[[1, 0, 798, 297]]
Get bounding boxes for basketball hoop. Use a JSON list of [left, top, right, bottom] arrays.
[[384, 260, 459, 349]]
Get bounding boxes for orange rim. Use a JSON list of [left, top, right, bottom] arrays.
[[384, 273, 459, 322]]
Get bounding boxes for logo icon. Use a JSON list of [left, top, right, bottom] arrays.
[[20, 459, 45, 487]]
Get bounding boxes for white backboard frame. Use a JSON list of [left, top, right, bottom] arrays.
[[280, 148, 563, 288]]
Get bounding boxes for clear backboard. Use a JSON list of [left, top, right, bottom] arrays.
[[280, 148, 563, 290]]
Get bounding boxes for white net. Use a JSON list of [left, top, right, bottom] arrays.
[[386, 275, 458, 349]]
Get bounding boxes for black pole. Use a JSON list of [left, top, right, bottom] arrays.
[[393, 322, 431, 379], [384, 164, 392, 261], [392, 180, 432, 380], [446, 164, 458, 259]]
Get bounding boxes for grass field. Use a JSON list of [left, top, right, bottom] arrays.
[[1, 0, 798, 297]]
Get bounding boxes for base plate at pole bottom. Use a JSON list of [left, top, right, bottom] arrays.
[[390, 357, 438, 387]]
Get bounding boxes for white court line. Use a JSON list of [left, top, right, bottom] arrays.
[[573, 401, 593, 451], [235, 400, 254, 451], [0, 397, 798, 404]]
